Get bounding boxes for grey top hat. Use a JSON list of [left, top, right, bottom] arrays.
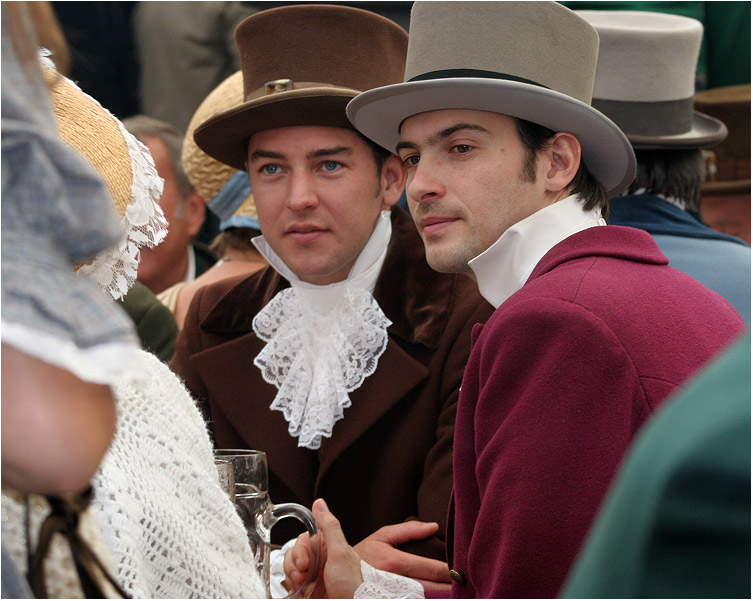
[[579, 10, 728, 149], [347, 1, 636, 198]]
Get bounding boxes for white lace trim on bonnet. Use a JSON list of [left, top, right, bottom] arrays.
[[40, 51, 168, 301], [252, 211, 393, 450], [76, 116, 167, 300]]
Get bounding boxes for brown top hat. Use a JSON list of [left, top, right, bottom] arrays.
[[694, 84, 751, 194], [193, 4, 408, 171], [581, 10, 728, 150], [347, 1, 636, 198]]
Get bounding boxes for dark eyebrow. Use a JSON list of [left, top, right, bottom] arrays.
[[307, 146, 352, 160], [396, 122, 491, 153], [249, 146, 353, 162], [249, 149, 285, 161]]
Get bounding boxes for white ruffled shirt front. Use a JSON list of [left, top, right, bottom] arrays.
[[252, 211, 393, 450]]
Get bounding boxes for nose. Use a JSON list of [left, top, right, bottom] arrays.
[[286, 172, 319, 212], [406, 158, 444, 205]]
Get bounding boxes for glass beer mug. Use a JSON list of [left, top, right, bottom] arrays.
[[214, 449, 319, 598]]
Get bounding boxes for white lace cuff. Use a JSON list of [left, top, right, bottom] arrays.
[[355, 560, 426, 599], [269, 539, 297, 598]]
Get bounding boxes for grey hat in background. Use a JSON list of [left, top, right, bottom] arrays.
[[347, 1, 636, 198], [579, 10, 728, 149]]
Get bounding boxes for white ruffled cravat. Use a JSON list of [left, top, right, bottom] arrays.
[[252, 211, 393, 450]]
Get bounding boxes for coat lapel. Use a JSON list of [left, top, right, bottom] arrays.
[[316, 339, 429, 481], [191, 330, 319, 502]]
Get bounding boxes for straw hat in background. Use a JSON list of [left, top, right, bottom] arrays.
[[41, 58, 168, 299], [193, 3, 409, 171], [181, 70, 258, 232]]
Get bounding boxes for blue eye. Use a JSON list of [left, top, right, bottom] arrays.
[[322, 161, 340, 171], [262, 164, 280, 174]]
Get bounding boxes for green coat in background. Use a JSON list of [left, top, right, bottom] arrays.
[[118, 281, 179, 363]]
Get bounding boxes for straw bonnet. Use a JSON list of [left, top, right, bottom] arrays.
[[40, 58, 167, 299], [42, 63, 139, 220], [182, 70, 259, 230], [694, 84, 750, 194], [579, 10, 728, 150], [193, 4, 408, 171], [347, 1, 635, 198]]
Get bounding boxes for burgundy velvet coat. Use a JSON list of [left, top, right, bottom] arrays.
[[446, 226, 746, 598], [171, 208, 493, 558]]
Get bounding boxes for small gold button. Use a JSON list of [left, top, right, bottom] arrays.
[[449, 569, 465, 584]]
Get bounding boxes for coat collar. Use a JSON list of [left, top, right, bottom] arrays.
[[609, 194, 750, 246], [528, 224, 669, 283], [199, 207, 456, 350]]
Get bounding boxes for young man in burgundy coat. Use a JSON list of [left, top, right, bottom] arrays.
[[170, 4, 493, 595], [282, 2, 747, 598]]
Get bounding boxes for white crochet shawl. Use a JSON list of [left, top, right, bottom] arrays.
[[92, 350, 266, 599]]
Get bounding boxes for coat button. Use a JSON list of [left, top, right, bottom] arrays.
[[449, 569, 465, 584]]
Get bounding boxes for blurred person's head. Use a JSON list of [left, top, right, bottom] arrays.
[[123, 115, 206, 293]]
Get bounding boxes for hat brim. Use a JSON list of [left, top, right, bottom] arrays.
[[347, 78, 636, 198], [194, 87, 360, 171], [628, 111, 728, 149]]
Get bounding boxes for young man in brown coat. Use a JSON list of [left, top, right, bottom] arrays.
[[170, 4, 492, 593]]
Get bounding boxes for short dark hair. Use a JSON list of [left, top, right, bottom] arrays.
[[628, 149, 705, 212], [514, 118, 608, 217]]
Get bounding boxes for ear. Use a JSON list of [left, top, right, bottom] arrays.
[[379, 154, 407, 209], [542, 132, 581, 195], [182, 191, 207, 237]]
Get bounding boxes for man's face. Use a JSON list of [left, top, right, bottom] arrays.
[[397, 109, 551, 274], [137, 135, 200, 294], [246, 126, 400, 285]]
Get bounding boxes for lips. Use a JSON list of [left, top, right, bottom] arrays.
[[285, 223, 327, 244], [419, 216, 459, 236]]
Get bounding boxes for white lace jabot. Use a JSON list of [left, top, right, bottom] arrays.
[[252, 211, 393, 450]]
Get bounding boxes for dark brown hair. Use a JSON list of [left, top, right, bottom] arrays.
[[514, 118, 609, 217], [629, 149, 705, 212]]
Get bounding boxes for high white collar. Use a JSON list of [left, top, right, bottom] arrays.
[[253, 210, 392, 303], [468, 195, 605, 308]]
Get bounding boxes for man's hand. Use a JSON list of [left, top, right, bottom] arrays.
[[354, 521, 452, 591], [285, 498, 364, 598]]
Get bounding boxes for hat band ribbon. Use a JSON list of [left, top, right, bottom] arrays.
[[409, 68, 549, 89], [208, 170, 253, 221], [245, 81, 360, 102], [592, 97, 693, 137]]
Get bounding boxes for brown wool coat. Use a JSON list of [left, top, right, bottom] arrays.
[[170, 208, 493, 558]]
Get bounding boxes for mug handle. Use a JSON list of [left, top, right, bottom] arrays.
[[266, 503, 320, 599]]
